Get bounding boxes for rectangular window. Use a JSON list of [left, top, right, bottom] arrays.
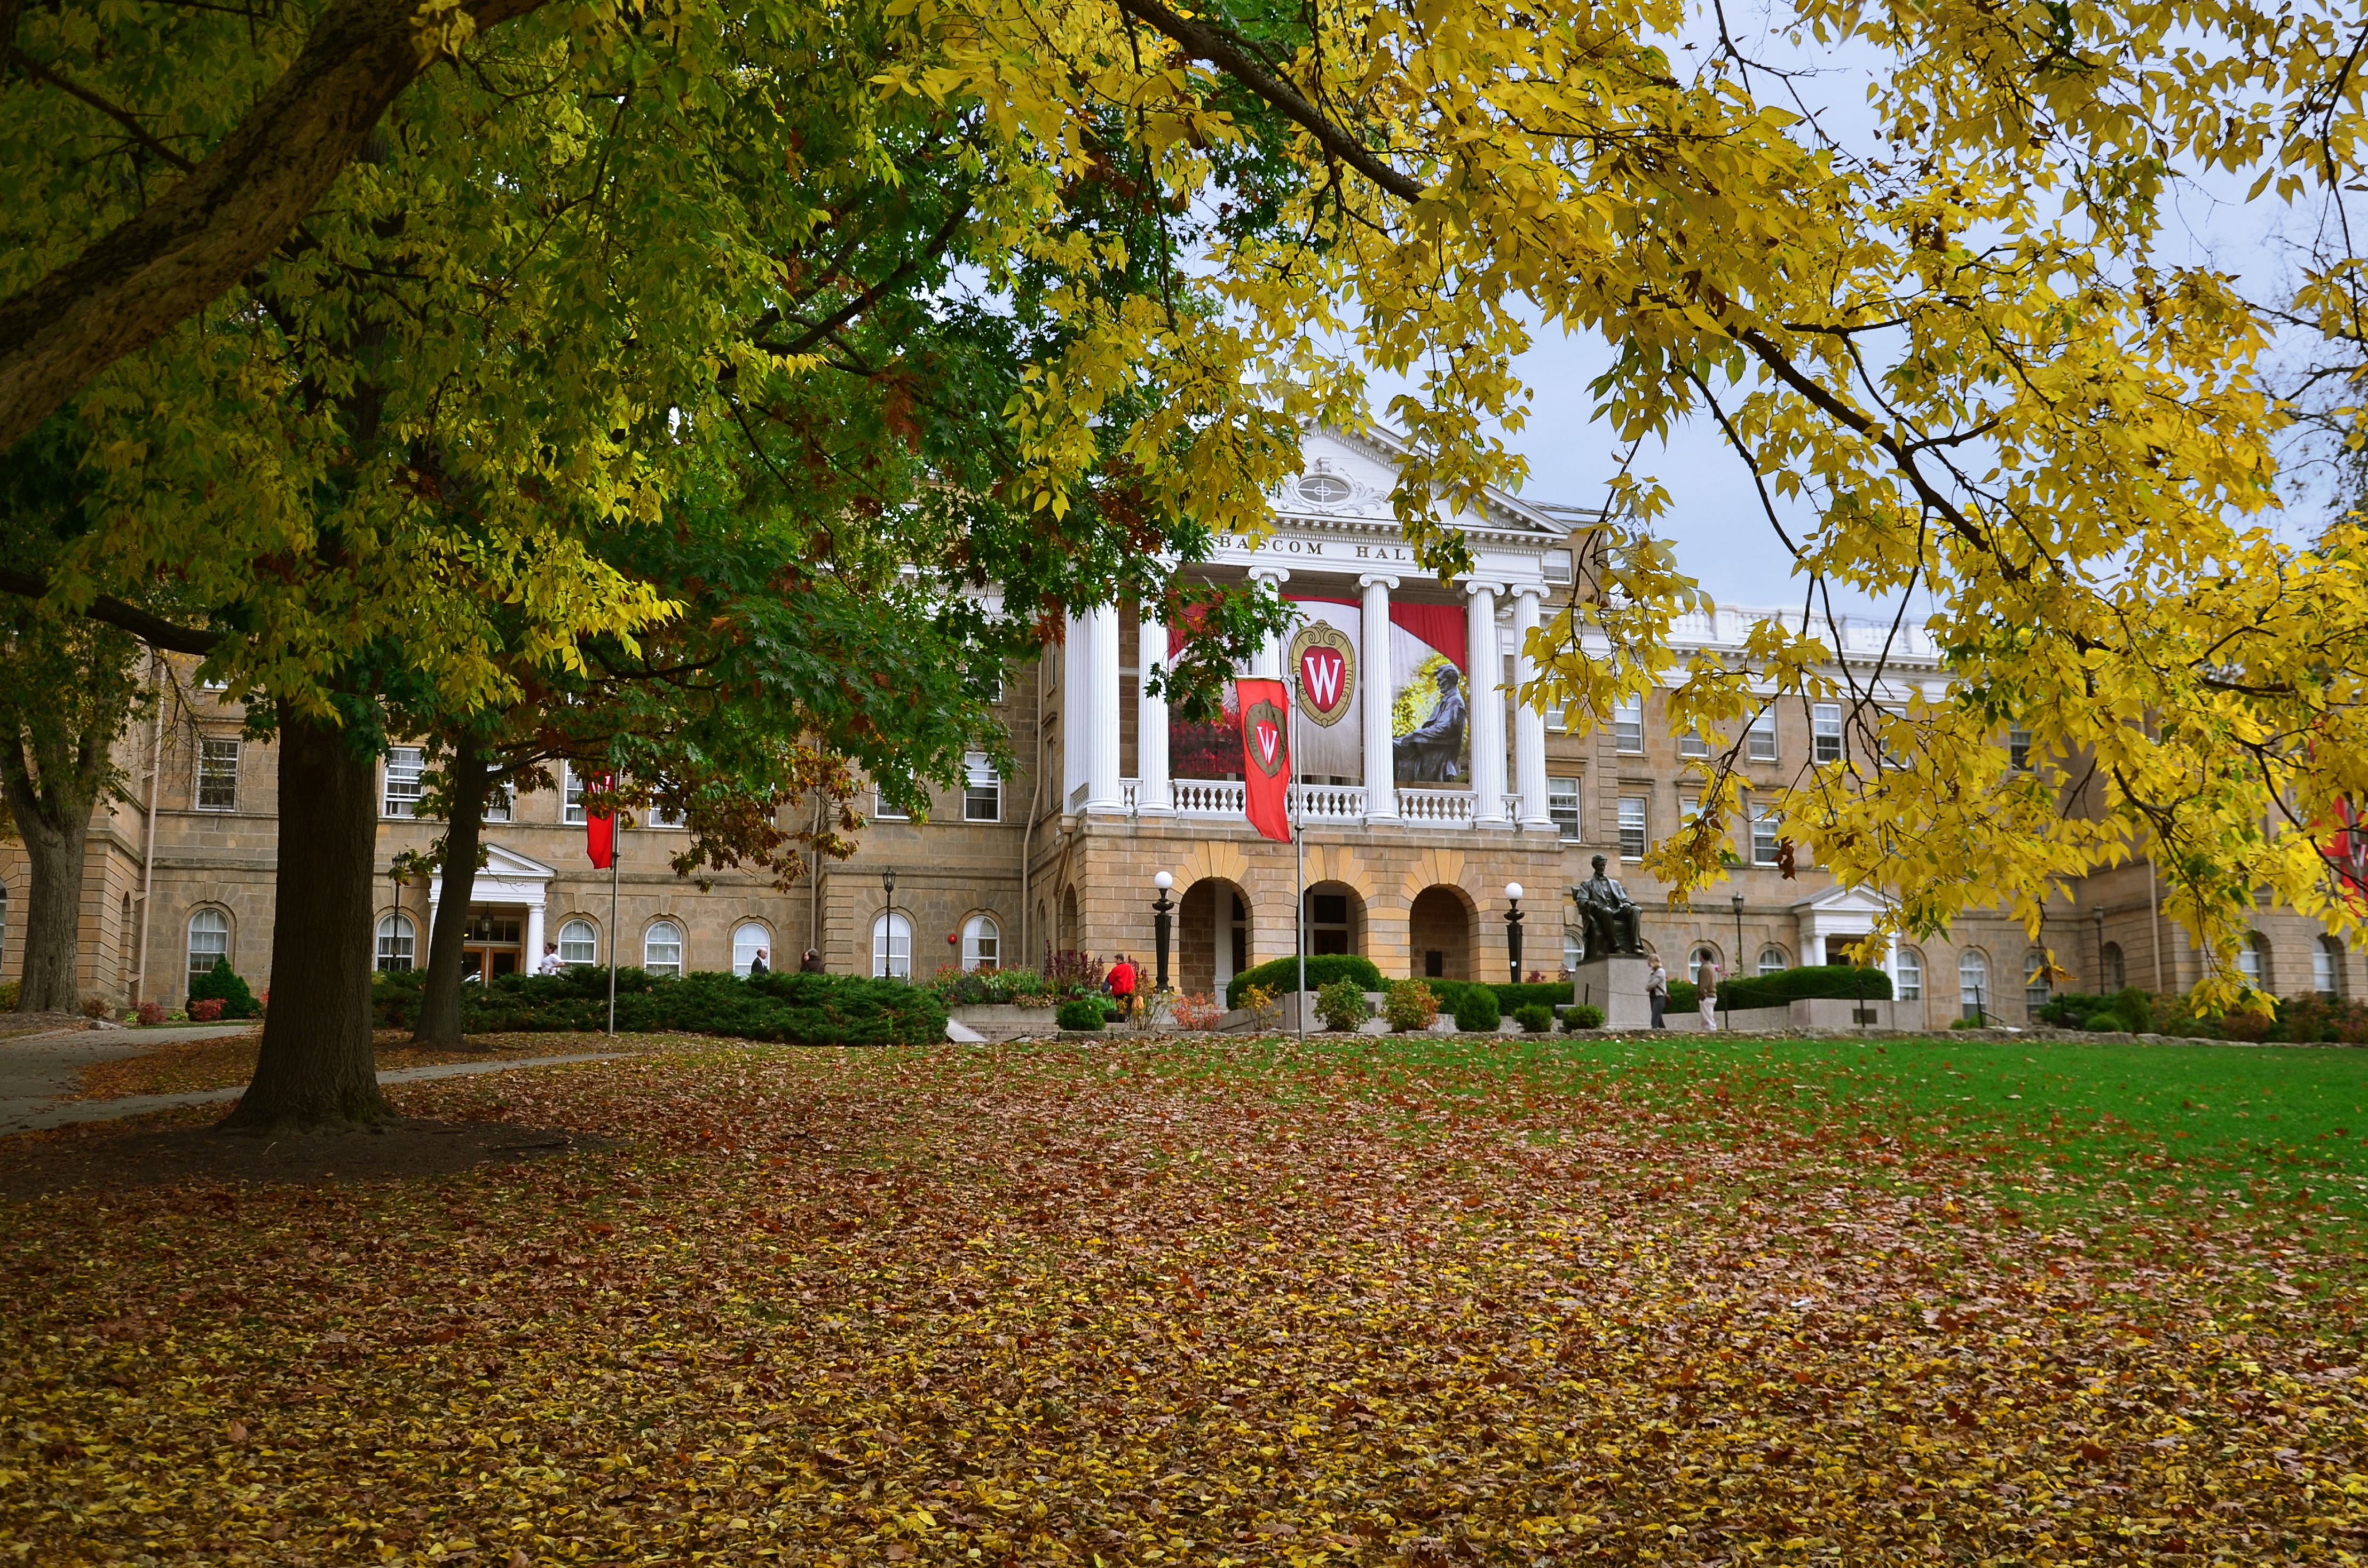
[[962, 753, 1001, 822], [1680, 794, 1700, 827], [1679, 725, 1708, 758], [2007, 725, 2031, 771], [872, 786, 907, 821], [1812, 703, 1843, 763], [1751, 804, 1781, 866], [645, 799, 685, 828], [482, 783, 512, 823], [1613, 696, 1644, 754], [1617, 796, 1647, 860], [382, 746, 424, 818], [1548, 777, 1581, 840], [1543, 548, 1574, 584], [562, 766, 587, 825], [196, 738, 239, 811], [1747, 708, 1777, 762]]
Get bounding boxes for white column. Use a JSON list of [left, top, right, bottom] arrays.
[[1136, 602, 1171, 813], [1360, 573, 1399, 819], [1058, 613, 1087, 813], [1085, 603, 1123, 812], [1465, 582, 1507, 823], [1248, 566, 1290, 679], [1511, 587, 1551, 829], [524, 897, 546, 976]]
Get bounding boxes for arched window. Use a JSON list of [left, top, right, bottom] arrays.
[[2316, 935, 2345, 997], [733, 921, 772, 977], [187, 908, 230, 985], [644, 920, 683, 978], [961, 914, 1001, 972], [0, 879, 8, 969], [1688, 945, 1721, 986], [1895, 947, 1923, 1001], [1757, 945, 1788, 976], [2101, 941, 2125, 992], [558, 918, 598, 965], [375, 913, 415, 972], [1957, 949, 1990, 1021], [1562, 927, 1583, 973], [872, 911, 913, 979], [2237, 932, 2268, 991], [2024, 948, 2052, 1011]]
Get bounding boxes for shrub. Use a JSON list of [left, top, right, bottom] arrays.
[[1226, 954, 1385, 1011], [0, 980, 15, 1010], [187, 956, 262, 1019], [81, 995, 108, 1018], [1562, 1003, 1606, 1031], [1314, 977, 1372, 1032], [1384, 980, 1439, 1033], [1948, 1015, 1982, 1030], [136, 1001, 167, 1026], [934, 967, 1052, 1007], [1043, 950, 1107, 998], [1488, 982, 1573, 1014], [2081, 1010, 2123, 1032], [1512, 1003, 1555, 1033], [370, 964, 947, 1045], [1238, 984, 1280, 1028], [1056, 997, 1106, 1031], [1170, 992, 1225, 1030], [188, 997, 225, 1022], [1451, 987, 1501, 1032], [1714, 964, 1892, 1012], [1665, 979, 1698, 1012]]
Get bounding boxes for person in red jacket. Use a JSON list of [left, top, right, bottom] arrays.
[[1107, 954, 1138, 1023]]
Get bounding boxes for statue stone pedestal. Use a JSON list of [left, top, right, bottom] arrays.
[[1572, 954, 1653, 1030]]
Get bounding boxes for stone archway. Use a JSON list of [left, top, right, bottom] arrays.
[[1178, 878, 1252, 998], [1409, 884, 1474, 981], [1301, 880, 1365, 957]]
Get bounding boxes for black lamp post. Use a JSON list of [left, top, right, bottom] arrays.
[[1729, 891, 1746, 1032], [1504, 882, 1525, 985], [881, 867, 898, 980], [1153, 870, 1174, 992]]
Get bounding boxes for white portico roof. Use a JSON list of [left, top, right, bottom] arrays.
[[429, 843, 559, 910]]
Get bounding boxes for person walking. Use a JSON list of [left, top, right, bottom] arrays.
[[748, 947, 769, 977], [1107, 953, 1138, 1023], [1696, 954, 1720, 1030], [799, 948, 824, 974], [537, 941, 566, 976], [1647, 954, 1669, 1029]]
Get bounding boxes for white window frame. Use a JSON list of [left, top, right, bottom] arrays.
[[643, 920, 684, 978], [196, 737, 240, 812], [961, 914, 1001, 972], [1543, 548, 1574, 584], [1750, 804, 1781, 865], [1812, 704, 1843, 763], [872, 785, 908, 822], [1547, 777, 1581, 840], [563, 765, 588, 826], [2316, 936, 2343, 997], [962, 753, 1001, 823], [872, 910, 913, 979], [2238, 933, 2266, 989], [482, 782, 513, 823], [187, 908, 230, 984], [1612, 696, 1644, 754], [1757, 945, 1788, 976], [1679, 724, 1708, 758], [732, 922, 771, 977], [1958, 951, 1990, 1020], [1895, 947, 1923, 1001], [376, 913, 416, 972], [2024, 948, 2052, 1011], [2007, 725, 2032, 771], [645, 798, 686, 829], [1617, 796, 1647, 859], [383, 746, 425, 819], [558, 918, 598, 965], [1747, 707, 1777, 762]]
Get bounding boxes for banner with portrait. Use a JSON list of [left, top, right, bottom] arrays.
[[1386, 603, 1470, 786]]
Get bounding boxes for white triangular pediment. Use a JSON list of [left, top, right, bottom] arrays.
[[1790, 883, 1896, 916], [429, 843, 558, 909], [1272, 424, 1574, 540]]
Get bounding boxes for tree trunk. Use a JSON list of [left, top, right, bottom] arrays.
[[1, 771, 87, 1013], [412, 734, 491, 1049], [220, 702, 385, 1129]]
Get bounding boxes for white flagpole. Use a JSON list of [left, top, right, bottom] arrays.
[[607, 803, 620, 1037]]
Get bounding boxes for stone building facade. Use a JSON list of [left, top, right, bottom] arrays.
[[2, 426, 2358, 1024]]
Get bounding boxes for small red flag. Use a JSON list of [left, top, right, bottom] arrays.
[[1236, 677, 1292, 843], [586, 773, 616, 869]]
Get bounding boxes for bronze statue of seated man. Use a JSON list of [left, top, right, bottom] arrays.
[[1572, 853, 1646, 960]]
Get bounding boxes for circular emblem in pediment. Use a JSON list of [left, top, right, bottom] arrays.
[[1294, 473, 1353, 508]]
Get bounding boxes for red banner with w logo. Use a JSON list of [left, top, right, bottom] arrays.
[[1236, 678, 1293, 843]]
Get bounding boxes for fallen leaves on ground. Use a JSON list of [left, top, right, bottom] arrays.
[[9, 1038, 2368, 1564], [68, 1031, 669, 1100]]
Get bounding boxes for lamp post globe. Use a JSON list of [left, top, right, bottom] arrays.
[[1504, 883, 1525, 985], [1151, 872, 1176, 993], [881, 869, 898, 979]]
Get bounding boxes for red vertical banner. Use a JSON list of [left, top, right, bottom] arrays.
[[1236, 678, 1292, 843], [586, 773, 616, 869]]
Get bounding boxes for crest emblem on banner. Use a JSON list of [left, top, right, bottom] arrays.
[[1244, 697, 1288, 777], [1289, 624, 1356, 727]]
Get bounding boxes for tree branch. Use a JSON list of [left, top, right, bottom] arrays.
[[9, 47, 199, 172], [0, 566, 224, 653], [0, 0, 554, 456]]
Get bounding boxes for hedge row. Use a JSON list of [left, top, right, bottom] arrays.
[[1664, 964, 1892, 1014], [370, 965, 947, 1046], [1225, 955, 1385, 1011]]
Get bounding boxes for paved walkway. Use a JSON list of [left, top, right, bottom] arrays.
[[0, 1040, 627, 1136]]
